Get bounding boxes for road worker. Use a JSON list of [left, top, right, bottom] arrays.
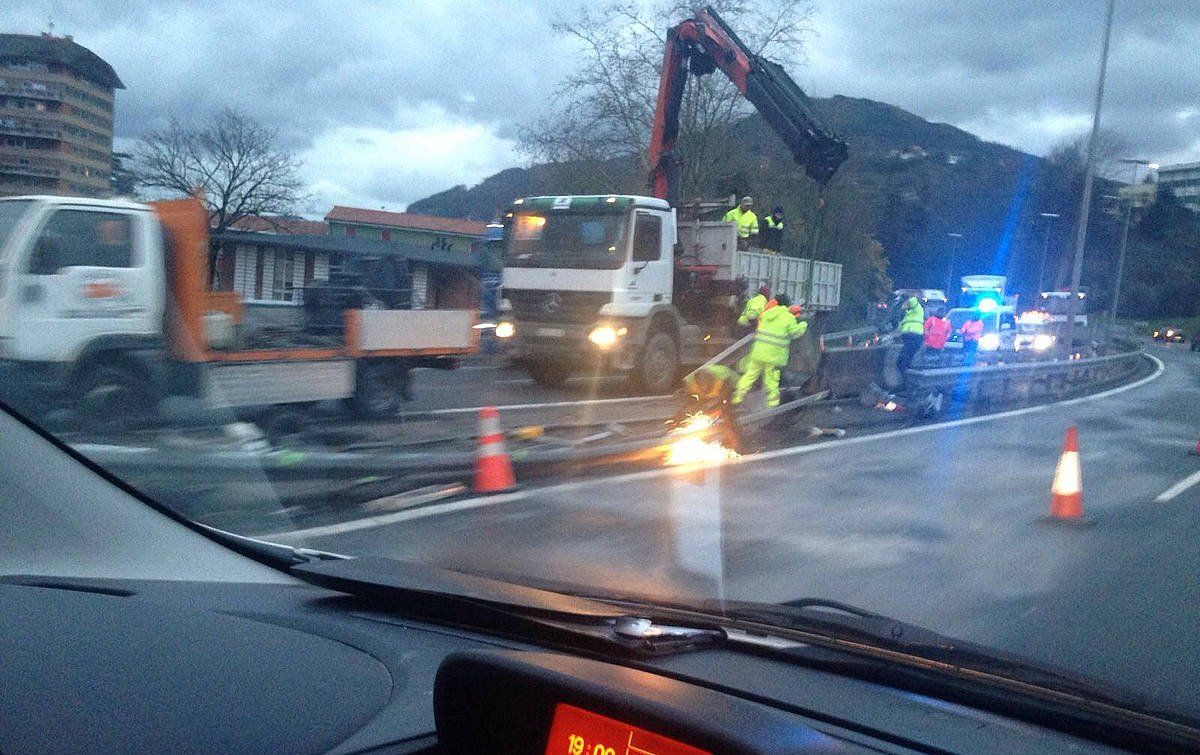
[[723, 196, 759, 250], [675, 362, 742, 450], [960, 311, 984, 366], [737, 285, 771, 328], [922, 305, 951, 366], [761, 206, 785, 253], [732, 293, 807, 409], [895, 295, 924, 375]]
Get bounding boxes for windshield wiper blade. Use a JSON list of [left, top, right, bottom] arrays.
[[705, 598, 1128, 702], [291, 557, 724, 655]]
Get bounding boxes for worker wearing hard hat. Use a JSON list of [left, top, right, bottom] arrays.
[[895, 295, 924, 376], [723, 196, 759, 250], [732, 293, 807, 409]]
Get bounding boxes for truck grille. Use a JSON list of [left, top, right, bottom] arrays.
[[505, 289, 611, 325]]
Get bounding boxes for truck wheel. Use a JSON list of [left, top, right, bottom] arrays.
[[77, 362, 151, 427], [634, 330, 679, 395], [353, 361, 402, 419], [528, 359, 570, 388]]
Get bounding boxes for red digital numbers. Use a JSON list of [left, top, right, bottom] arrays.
[[544, 703, 710, 755]]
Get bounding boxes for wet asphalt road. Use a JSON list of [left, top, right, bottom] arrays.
[[287, 341, 1200, 717]]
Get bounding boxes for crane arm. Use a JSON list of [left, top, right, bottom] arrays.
[[647, 6, 848, 204]]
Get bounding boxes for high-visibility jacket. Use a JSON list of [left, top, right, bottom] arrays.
[[764, 215, 783, 231], [924, 316, 951, 349], [960, 319, 984, 342], [681, 364, 738, 401], [737, 293, 768, 326], [748, 305, 806, 367], [898, 296, 924, 335], [723, 207, 759, 239]]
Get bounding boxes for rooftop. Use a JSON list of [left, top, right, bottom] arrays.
[[325, 206, 487, 237], [219, 215, 329, 235], [0, 33, 124, 90], [214, 230, 492, 270]]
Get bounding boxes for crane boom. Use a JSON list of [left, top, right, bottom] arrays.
[[648, 6, 848, 205]]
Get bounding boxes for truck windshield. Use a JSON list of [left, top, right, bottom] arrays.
[[506, 211, 627, 270], [0, 200, 32, 262]]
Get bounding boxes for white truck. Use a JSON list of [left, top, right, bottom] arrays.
[[497, 195, 841, 393], [0, 195, 478, 421]]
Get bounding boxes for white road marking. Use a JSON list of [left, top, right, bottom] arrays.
[[279, 354, 1167, 538], [1154, 469, 1200, 503], [398, 393, 672, 417]]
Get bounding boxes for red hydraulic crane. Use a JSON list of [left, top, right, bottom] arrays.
[[647, 6, 848, 206]]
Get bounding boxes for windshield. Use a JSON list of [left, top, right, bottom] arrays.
[[505, 211, 628, 269], [2, 0, 1199, 735], [0, 200, 32, 262]]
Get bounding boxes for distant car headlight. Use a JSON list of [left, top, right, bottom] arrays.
[[979, 333, 1001, 351], [1032, 333, 1055, 351], [495, 321, 515, 339], [588, 325, 620, 349]]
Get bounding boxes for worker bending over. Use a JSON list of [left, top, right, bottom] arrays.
[[732, 293, 807, 409], [676, 363, 742, 450]]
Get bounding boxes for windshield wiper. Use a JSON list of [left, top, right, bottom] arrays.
[[291, 556, 724, 655]]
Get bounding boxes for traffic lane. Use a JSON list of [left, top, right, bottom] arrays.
[[301, 349, 1200, 712]]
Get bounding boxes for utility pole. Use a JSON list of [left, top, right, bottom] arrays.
[[1036, 212, 1060, 293], [1063, 0, 1116, 357], [945, 233, 963, 294]]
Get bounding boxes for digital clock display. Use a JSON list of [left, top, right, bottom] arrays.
[[543, 703, 710, 755]]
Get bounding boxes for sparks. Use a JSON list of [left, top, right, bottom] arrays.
[[664, 412, 740, 466]]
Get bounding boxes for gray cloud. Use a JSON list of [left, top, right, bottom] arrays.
[[8, 1, 1198, 209]]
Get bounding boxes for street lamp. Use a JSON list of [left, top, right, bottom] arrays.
[[1106, 158, 1156, 342], [945, 233, 963, 294], [1036, 212, 1060, 293]]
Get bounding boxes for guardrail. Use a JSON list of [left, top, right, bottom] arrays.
[[904, 348, 1146, 405], [818, 326, 879, 350]]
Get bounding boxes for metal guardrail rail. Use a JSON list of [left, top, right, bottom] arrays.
[[818, 326, 879, 350], [904, 348, 1146, 404]]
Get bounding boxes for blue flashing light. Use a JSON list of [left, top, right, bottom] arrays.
[[977, 297, 999, 313]]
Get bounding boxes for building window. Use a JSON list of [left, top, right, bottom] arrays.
[[346, 225, 356, 237], [382, 229, 391, 241]]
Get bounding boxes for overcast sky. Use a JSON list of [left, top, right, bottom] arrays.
[[8, 1, 1198, 213]]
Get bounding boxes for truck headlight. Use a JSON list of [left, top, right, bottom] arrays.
[[495, 321, 515, 339], [979, 333, 1001, 351], [588, 325, 620, 349], [1032, 333, 1055, 351]]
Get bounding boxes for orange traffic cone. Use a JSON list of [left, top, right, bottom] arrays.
[[1041, 426, 1091, 525], [473, 406, 516, 493]]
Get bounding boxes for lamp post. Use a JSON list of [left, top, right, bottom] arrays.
[[945, 232, 963, 294], [1036, 212, 1060, 293], [1106, 159, 1156, 343], [1063, 0, 1116, 356]]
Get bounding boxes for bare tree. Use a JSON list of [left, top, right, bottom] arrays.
[[521, 0, 813, 198], [134, 108, 307, 236]]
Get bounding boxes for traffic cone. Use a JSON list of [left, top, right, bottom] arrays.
[[1189, 435, 1200, 456], [1041, 426, 1091, 525], [473, 406, 516, 493]]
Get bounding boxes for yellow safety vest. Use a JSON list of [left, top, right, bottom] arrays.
[[898, 297, 924, 335], [723, 207, 759, 239], [737, 293, 768, 326], [749, 306, 805, 366]]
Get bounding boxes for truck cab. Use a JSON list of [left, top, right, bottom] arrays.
[[500, 195, 683, 392], [0, 196, 166, 375]]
